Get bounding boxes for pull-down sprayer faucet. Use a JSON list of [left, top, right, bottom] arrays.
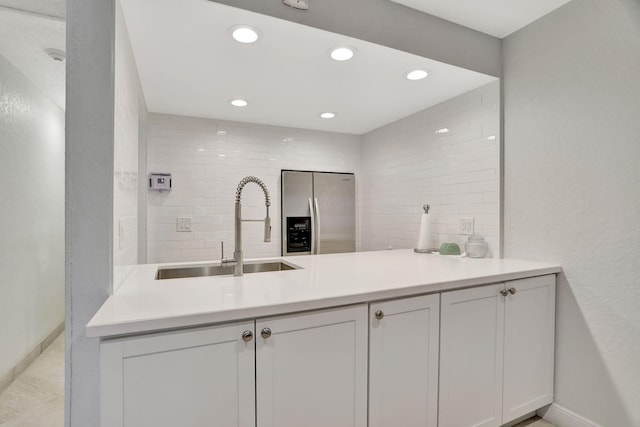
[[221, 176, 271, 276]]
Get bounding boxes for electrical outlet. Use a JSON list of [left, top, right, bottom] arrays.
[[177, 217, 192, 232], [459, 218, 474, 235]]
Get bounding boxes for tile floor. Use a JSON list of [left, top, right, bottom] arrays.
[[0, 332, 555, 427], [514, 416, 555, 427], [0, 333, 64, 427]]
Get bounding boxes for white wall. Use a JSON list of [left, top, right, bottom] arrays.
[[147, 113, 361, 263], [66, 0, 115, 425], [0, 53, 65, 386], [503, 1, 640, 425], [361, 81, 500, 254], [113, 0, 146, 290]]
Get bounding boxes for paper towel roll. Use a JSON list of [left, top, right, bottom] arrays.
[[416, 213, 432, 250]]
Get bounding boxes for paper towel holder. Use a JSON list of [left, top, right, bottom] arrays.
[[415, 203, 436, 254]]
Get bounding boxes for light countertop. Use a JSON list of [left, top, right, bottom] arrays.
[[86, 249, 561, 338]]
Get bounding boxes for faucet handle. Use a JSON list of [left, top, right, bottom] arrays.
[[220, 241, 225, 263]]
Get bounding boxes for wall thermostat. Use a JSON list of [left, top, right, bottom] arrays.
[[148, 173, 172, 192]]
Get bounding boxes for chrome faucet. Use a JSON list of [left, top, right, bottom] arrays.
[[221, 176, 271, 276]]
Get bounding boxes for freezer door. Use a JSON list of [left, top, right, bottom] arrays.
[[281, 171, 313, 256], [313, 172, 356, 254]]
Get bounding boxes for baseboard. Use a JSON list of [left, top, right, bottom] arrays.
[[0, 322, 64, 393], [538, 403, 604, 427]]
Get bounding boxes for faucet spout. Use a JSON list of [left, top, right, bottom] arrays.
[[233, 176, 272, 276]]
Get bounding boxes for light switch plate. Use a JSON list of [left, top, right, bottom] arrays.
[[177, 217, 192, 232], [459, 217, 474, 235]]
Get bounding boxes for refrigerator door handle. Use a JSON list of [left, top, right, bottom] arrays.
[[309, 198, 317, 255], [314, 198, 321, 254]]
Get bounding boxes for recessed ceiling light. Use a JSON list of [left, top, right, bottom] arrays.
[[229, 25, 261, 44], [406, 69, 429, 81], [230, 99, 248, 107], [320, 112, 336, 119], [217, 130, 227, 135], [45, 48, 65, 62], [435, 128, 449, 134], [330, 47, 356, 61], [487, 135, 497, 140]]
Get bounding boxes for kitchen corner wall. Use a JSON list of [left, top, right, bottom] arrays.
[[503, 0, 640, 425], [113, 0, 147, 290], [146, 114, 361, 263], [0, 53, 64, 388], [360, 81, 500, 255]]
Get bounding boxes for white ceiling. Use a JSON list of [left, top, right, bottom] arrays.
[[0, 3, 65, 109], [121, 0, 497, 135], [390, 0, 572, 38], [0, 0, 572, 121]]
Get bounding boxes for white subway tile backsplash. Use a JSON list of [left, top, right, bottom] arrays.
[[361, 81, 500, 255], [147, 113, 361, 263], [146, 82, 499, 263]]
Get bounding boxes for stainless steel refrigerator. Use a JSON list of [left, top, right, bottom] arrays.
[[281, 170, 355, 256]]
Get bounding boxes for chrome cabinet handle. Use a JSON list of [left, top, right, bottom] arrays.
[[500, 289, 509, 297], [261, 327, 272, 339], [508, 287, 517, 295], [241, 330, 253, 342], [374, 310, 384, 320]]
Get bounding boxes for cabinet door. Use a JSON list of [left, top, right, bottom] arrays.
[[101, 321, 255, 427], [503, 275, 556, 423], [256, 305, 368, 427], [369, 294, 440, 427], [440, 284, 505, 427]]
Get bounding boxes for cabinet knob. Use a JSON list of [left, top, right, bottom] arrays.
[[261, 327, 272, 339], [241, 330, 253, 342], [500, 289, 509, 297], [374, 310, 384, 320], [508, 287, 517, 295]]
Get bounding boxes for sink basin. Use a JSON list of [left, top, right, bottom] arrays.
[[155, 261, 299, 280]]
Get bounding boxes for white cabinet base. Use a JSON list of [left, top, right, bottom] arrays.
[[256, 305, 368, 427], [369, 294, 440, 427], [101, 321, 255, 427]]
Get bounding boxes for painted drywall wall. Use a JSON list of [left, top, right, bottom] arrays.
[[65, 0, 114, 425], [361, 81, 500, 254], [0, 53, 64, 389], [503, 0, 640, 425], [211, 0, 501, 77], [146, 114, 361, 263], [113, 0, 147, 290]]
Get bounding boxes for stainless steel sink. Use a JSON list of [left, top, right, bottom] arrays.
[[155, 261, 299, 280]]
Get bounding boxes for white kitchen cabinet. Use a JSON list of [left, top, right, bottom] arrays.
[[100, 321, 255, 427], [369, 294, 440, 427], [439, 275, 556, 427], [440, 283, 505, 427], [255, 304, 368, 427], [101, 305, 368, 427], [502, 275, 556, 421]]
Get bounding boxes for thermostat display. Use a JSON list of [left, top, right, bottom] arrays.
[[149, 173, 172, 192]]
